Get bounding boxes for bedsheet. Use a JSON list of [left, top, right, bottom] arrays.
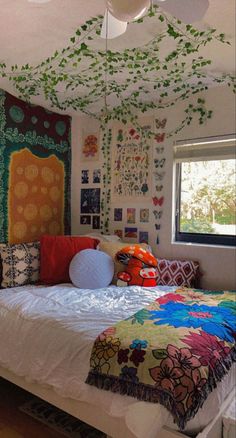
[[0, 284, 235, 438]]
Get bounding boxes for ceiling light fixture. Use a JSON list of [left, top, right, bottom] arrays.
[[101, 9, 127, 39], [101, 0, 209, 39]]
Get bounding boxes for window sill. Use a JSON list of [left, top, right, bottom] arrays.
[[172, 241, 236, 250]]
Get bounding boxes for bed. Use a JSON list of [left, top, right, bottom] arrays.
[[0, 282, 235, 438]]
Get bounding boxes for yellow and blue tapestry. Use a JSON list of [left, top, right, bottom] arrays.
[[0, 89, 71, 243]]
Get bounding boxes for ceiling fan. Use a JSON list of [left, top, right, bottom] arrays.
[[101, 0, 210, 39]]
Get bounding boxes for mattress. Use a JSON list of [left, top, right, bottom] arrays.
[[0, 283, 235, 438]]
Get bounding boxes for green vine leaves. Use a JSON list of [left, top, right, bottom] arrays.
[[0, 6, 235, 136]]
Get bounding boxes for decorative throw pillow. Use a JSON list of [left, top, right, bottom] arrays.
[[116, 245, 158, 287], [0, 241, 40, 288], [84, 233, 121, 242], [40, 235, 100, 285], [69, 249, 114, 289], [156, 258, 200, 287], [99, 241, 149, 284]]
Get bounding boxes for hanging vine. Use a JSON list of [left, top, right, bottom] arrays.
[[100, 126, 112, 234], [0, 6, 235, 137]]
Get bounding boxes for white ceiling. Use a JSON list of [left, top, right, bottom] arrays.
[[0, 0, 235, 115]]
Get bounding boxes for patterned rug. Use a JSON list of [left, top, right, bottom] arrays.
[[19, 397, 106, 438]]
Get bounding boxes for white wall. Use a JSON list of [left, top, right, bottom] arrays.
[[71, 86, 236, 290]]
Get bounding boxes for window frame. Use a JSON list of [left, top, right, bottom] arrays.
[[174, 139, 236, 247]]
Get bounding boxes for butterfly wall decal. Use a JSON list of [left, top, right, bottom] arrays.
[[154, 158, 166, 168], [155, 185, 163, 192], [155, 224, 161, 230], [153, 210, 163, 220], [155, 118, 167, 129], [154, 133, 165, 143], [153, 171, 165, 181], [152, 196, 164, 207], [155, 146, 164, 154]]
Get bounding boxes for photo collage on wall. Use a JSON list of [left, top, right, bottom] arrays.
[[80, 131, 101, 230], [152, 117, 167, 244], [113, 207, 150, 244]]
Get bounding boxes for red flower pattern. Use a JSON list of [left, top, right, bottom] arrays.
[[183, 330, 231, 369], [130, 349, 146, 367], [117, 348, 129, 365], [155, 293, 186, 305], [149, 357, 184, 392], [149, 344, 207, 414], [167, 344, 201, 376]]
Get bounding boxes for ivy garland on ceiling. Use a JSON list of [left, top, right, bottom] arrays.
[[1, 6, 235, 234], [0, 5, 235, 137]]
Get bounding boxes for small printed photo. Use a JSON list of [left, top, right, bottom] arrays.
[[80, 215, 91, 225], [92, 215, 100, 230], [140, 208, 149, 223], [124, 227, 138, 239], [139, 231, 149, 244], [81, 169, 89, 184], [114, 208, 123, 221], [127, 208, 136, 224], [93, 169, 101, 184], [114, 229, 123, 239], [80, 188, 100, 214]]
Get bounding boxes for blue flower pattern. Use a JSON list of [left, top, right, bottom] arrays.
[[130, 339, 148, 349], [149, 302, 236, 342]]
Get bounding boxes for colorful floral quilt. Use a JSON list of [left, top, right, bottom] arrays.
[[86, 288, 236, 429]]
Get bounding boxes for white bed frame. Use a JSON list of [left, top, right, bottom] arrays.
[[1, 366, 234, 438]]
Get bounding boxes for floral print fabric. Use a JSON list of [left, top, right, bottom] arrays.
[[86, 288, 236, 429]]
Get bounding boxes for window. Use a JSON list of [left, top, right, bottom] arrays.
[[174, 135, 236, 246]]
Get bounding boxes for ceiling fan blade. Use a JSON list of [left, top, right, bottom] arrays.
[[154, 0, 209, 23], [101, 9, 127, 39]]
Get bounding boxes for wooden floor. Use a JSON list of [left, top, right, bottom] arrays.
[[0, 378, 65, 438]]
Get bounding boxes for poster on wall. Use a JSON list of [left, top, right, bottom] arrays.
[[127, 208, 136, 224], [0, 89, 71, 244], [92, 215, 100, 229], [81, 132, 99, 161], [114, 208, 123, 221], [80, 188, 100, 214], [81, 169, 89, 184], [111, 120, 152, 200], [93, 169, 101, 183], [140, 208, 149, 223], [124, 227, 138, 239]]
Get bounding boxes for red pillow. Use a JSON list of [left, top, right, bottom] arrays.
[[40, 235, 100, 284], [156, 258, 200, 288]]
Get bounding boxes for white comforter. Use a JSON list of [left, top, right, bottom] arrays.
[[0, 284, 235, 438]]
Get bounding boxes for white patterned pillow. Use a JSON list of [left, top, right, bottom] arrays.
[[0, 242, 40, 288]]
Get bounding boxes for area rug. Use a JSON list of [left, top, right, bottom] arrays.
[[19, 397, 106, 438]]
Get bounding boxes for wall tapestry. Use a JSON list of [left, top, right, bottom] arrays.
[[111, 122, 152, 200], [0, 89, 71, 244]]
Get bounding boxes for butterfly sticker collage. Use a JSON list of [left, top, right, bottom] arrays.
[[152, 117, 167, 244]]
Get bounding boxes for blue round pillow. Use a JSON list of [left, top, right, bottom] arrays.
[[69, 249, 114, 289]]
